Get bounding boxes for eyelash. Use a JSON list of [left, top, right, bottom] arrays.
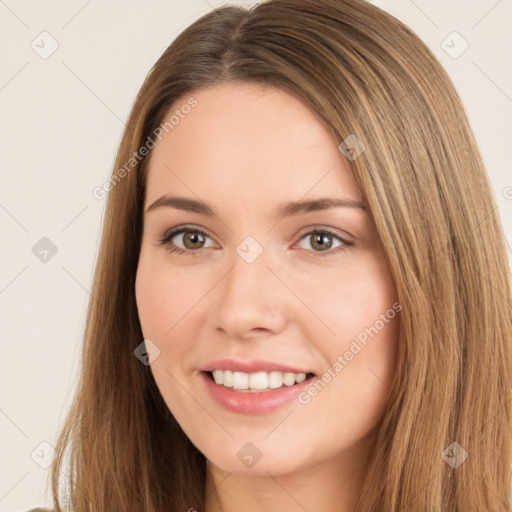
[[157, 224, 353, 258]]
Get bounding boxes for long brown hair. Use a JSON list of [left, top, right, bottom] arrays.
[[49, 0, 512, 510]]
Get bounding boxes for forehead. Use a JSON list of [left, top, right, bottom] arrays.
[[144, 83, 361, 208]]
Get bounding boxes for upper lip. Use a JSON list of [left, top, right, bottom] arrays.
[[201, 359, 314, 375]]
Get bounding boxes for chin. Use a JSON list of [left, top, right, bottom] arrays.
[[201, 434, 323, 478], [207, 452, 306, 477]]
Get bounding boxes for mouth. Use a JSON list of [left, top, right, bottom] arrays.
[[204, 369, 316, 393], [199, 359, 318, 414]]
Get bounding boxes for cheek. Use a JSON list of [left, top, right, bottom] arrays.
[[135, 255, 200, 340], [297, 253, 399, 411], [303, 316, 399, 448], [135, 254, 216, 386], [291, 255, 397, 345], [336, 259, 400, 388], [135, 268, 169, 340], [135, 260, 199, 412], [135, 260, 189, 389]]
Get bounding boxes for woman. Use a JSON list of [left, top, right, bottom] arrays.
[[45, 0, 512, 510]]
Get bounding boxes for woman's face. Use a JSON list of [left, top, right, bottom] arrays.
[[135, 82, 400, 476]]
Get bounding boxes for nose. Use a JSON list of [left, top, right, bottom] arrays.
[[209, 243, 289, 341]]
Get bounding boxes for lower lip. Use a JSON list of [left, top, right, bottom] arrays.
[[200, 371, 315, 414]]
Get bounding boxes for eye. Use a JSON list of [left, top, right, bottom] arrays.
[[295, 228, 352, 257], [156, 225, 353, 257], [157, 225, 216, 255]]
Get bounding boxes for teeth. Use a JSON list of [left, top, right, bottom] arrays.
[[295, 373, 306, 383], [283, 372, 296, 386], [210, 370, 308, 392], [268, 371, 283, 389], [249, 371, 268, 390], [232, 371, 249, 390], [223, 370, 233, 387]]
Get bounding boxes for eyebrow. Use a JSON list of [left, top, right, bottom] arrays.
[[145, 195, 366, 219]]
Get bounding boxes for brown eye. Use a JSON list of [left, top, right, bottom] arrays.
[[309, 232, 334, 251], [296, 228, 352, 257], [181, 230, 207, 250], [158, 226, 215, 255]]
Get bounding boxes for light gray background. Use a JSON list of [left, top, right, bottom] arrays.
[[1, 0, 511, 510]]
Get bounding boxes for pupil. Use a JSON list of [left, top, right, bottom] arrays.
[[186, 231, 204, 248], [314, 233, 332, 250]]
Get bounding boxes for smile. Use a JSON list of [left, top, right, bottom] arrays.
[[209, 369, 312, 392], [201, 368, 317, 414]]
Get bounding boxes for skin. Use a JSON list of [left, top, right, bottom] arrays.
[[135, 82, 400, 512]]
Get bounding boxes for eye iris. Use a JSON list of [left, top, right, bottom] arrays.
[[183, 230, 205, 249], [174, 230, 340, 252], [311, 232, 332, 251]]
